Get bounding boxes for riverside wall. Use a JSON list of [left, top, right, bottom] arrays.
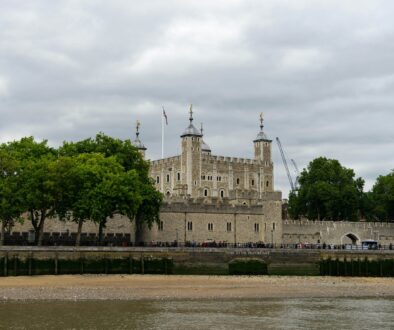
[[1, 247, 394, 276], [283, 220, 394, 245]]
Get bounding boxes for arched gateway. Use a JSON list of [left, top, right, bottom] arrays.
[[341, 233, 361, 245]]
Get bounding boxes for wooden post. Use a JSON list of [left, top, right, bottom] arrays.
[[28, 251, 32, 276], [80, 257, 84, 275], [54, 253, 58, 275], [129, 253, 133, 274], [13, 256, 17, 276], [4, 253, 8, 277], [104, 258, 108, 274]]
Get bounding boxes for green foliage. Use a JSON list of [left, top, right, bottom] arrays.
[[228, 258, 268, 275], [0, 133, 162, 246], [59, 133, 162, 243], [289, 157, 364, 221], [368, 171, 394, 221]]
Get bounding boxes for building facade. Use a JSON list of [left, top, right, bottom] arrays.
[[134, 107, 283, 244]]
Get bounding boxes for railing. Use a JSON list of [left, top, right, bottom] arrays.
[[1, 233, 394, 251]]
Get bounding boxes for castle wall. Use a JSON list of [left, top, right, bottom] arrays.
[[283, 220, 394, 245], [141, 199, 282, 244]]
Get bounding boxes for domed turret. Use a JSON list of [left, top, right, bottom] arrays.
[[253, 113, 271, 142], [133, 120, 147, 157], [180, 105, 202, 138]]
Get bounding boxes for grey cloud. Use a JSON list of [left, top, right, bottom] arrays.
[[1, 0, 394, 198]]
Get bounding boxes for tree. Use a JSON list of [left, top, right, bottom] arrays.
[[0, 138, 57, 245], [60, 133, 162, 242], [289, 157, 365, 221], [58, 153, 144, 245], [0, 146, 24, 245], [369, 171, 394, 221]]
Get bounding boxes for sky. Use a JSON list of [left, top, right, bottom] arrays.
[[1, 0, 394, 198]]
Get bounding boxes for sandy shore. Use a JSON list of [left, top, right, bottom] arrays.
[[0, 275, 393, 300]]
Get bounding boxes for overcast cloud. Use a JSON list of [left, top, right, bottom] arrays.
[[1, 0, 394, 197]]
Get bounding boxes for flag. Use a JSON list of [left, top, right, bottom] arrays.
[[162, 107, 168, 125]]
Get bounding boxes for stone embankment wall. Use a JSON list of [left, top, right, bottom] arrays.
[[1, 247, 393, 276], [283, 220, 394, 245]]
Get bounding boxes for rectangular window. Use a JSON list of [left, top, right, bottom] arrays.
[[177, 172, 181, 181], [187, 221, 193, 231], [166, 174, 170, 183], [156, 176, 160, 184], [227, 222, 232, 232], [158, 221, 164, 231], [208, 223, 214, 231], [254, 223, 260, 232], [272, 223, 276, 230], [251, 180, 255, 186]]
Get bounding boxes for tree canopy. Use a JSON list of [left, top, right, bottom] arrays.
[[288, 157, 365, 221], [0, 134, 162, 246], [368, 171, 394, 221]]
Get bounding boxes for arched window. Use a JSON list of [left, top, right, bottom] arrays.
[[156, 176, 160, 184], [204, 189, 208, 197], [236, 178, 240, 185], [266, 180, 269, 187], [220, 190, 225, 198]]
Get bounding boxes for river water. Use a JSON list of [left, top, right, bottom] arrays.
[[0, 298, 393, 329]]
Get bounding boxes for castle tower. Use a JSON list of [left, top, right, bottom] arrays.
[[180, 105, 202, 196], [133, 120, 147, 158], [253, 113, 274, 193]]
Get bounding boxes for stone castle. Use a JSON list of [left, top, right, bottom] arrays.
[[133, 107, 283, 244], [9, 106, 394, 246]]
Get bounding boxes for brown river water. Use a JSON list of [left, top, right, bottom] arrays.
[[0, 298, 393, 329]]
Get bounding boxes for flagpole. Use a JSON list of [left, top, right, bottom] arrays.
[[161, 110, 164, 159]]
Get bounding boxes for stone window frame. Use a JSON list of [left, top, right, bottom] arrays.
[[220, 190, 225, 198], [254, 223, 260, 232], [156, 176, 160, 184], [236, 178, 240, 185], [166, 174, 170, 183], [158, 221, 164, 231], [203, 188, 209, 197], [177, 172, 181, 181], [208, 223, 214, 231], [226, 222, 232, 232], [187, 221, 193, 231]]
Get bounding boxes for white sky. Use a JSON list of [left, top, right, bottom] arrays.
[[1, 0, 394, 197]]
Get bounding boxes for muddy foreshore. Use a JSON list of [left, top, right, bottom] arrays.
[[0, 275, 393, 301]]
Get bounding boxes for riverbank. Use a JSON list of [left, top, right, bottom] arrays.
[[0, 275, 393, 300]]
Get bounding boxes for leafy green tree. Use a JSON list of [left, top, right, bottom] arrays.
[[289, 157, 365, 221], [60, 133, 162, 243], [369, 171, 394, 221], [0, 138, 57, 245], [0, 146, 24, 245], [58, 153, 144, 245]]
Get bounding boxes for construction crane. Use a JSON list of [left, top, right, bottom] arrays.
[[291, 159, 300, 190], [276, 137, 295, 192]]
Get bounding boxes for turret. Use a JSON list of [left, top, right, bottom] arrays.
[[180, 105, 202, 196], [133, 120, 147, 158], [253, 113, 272, 162], [253, 113, 274, 193]]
